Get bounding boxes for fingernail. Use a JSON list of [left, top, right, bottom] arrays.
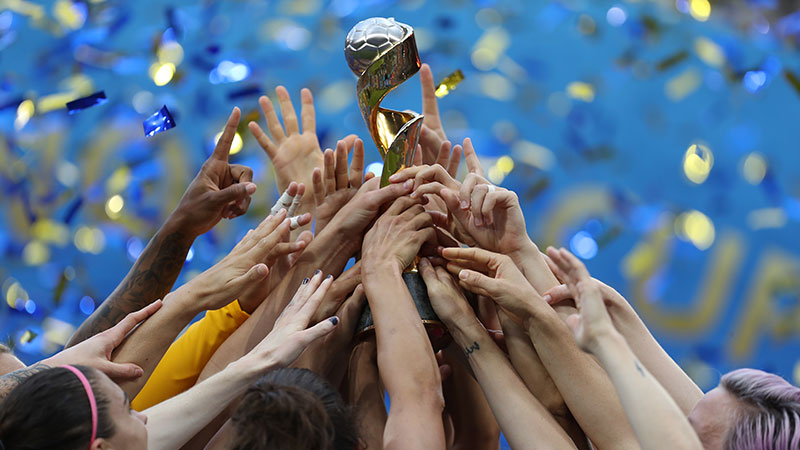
[[302, 277, 309, 285], [410, 191, 418, 198], [136, 368, 144, 377], [404, 179, 413, 189], [257, 265, 268, 276], [314, 269, 321, 275], [459, 270, 468, 280], [474, 217, 483, 226], [460, 200, 469, 209], [245, 183, 257, 194], [329, 316, 339, 326], [389, 174, 398, 181], [543, 294, 551, 303], [326, 274, 333, 280]]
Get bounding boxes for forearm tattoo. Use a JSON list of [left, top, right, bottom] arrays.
[[465, 341, 480, 357], [66, 228, 192, 347], [0, 363, 51, 400], [634, 360, 645, 377]]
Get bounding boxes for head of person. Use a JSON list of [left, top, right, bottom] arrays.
[[688, 368, 800, 449], [0, 365, 147, 450], [231, 368, 358, 450], [0, 345, 24, 376]]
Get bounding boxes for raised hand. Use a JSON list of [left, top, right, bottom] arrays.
[[323, 175, 414, 239], [441, 247, 543, 321], [545, 247, 616, 353], [418, 257, 478, 330], [242, 270, 339, 368], [48, 300, 163, 379], [175, 107, 257, 238], [312, 138, 374, 235], [179, 211, 295, 312], [248, 86, 356, 206], [361, 196, 435, 272]]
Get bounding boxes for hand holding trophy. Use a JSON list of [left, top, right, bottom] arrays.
[[344, 17, 448, 348]]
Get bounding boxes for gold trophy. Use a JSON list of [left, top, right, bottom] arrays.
[[345, 17, 448, 348]]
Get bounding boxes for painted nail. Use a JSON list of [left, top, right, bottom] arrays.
[[302, 277, 309, 285], [329, 316, 339, 326], [326, 274, 333, 280], [314, 269, 321, 275]]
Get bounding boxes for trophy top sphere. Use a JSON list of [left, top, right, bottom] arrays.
[[344, 17, 413, 76]]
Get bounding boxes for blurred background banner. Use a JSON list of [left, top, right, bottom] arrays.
[[1, 0, 799, 393]]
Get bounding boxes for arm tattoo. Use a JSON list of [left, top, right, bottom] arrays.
[[634, 360, 645, 377], [0, 363, 51, 400], [66, 226, 193, 347], [465, 341, 480, 357]]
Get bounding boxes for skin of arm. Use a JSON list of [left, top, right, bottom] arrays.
[[67, 108, 257, 347], [0, 301, 162, 400], [438, 345, 501, 450], [348, 337, 388, 450], [361, 196, 445, 450], [419, 258, 576, 450], [112, 211, 293, 398], [442, 247, 640, 450], [542, 279, 703, 415], [547, 247, 703, 450], [145, 272, 338, 450]]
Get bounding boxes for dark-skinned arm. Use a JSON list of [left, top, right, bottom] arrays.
[[67, 108, 257, 347]]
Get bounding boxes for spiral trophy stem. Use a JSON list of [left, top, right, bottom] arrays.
[[345, 18, 449, 349]]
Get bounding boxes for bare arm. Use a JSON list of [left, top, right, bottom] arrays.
[[348, 338, 387, 450], [361, 197, 445, 450], [543, 280, 703, 414], [419, 258, 575, 450], [547, 247, 703, 450], [68, 108, 257, 346], [146, 274, 338, 450], [442, 247, 640, 450]]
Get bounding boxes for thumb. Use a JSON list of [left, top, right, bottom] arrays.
[[300, 316, 339, 346], [367, 179, 414, 209], [542, 285, 572, 306], [213, 182, 257, 206], [233, 264, 269, 288], [457, 269, 496, 298], [103, 362, 144, 380], [440, 188, 470, 227]]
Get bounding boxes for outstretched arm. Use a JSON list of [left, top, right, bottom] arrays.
[[144, 273, 338, 450], [361, 197, 445, 450], [67, 108, 257, 346], [546, 247, 703, 450], [542, 277, 703, 415], [419, 258, 576, 450]]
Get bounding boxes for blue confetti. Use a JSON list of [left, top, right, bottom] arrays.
[[143, 105, 176, 137], [66, 91, 108, 114]]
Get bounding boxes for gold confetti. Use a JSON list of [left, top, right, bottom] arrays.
[[435, 69, 465, 98], [20, 330, 38, 344]]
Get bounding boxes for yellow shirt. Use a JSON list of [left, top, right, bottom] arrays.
[[132, 301, 250, 411]]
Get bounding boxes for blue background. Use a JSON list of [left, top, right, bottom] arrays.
[[1, 1, 799, 438]]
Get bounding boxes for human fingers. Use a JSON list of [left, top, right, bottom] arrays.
[[297, 316, 339, 348], [413, 143, 423, 166], [335, 139, 350, 190], [349, 138, 365, 188], [418, 256, 441, 285], [228, 164, 255, 216], [442, 246, 497, 267], [287, 184, 305, 217], [212, 181, 257, 210], [228, 264, 270, 296], [101, 361, 144, 380], [558, 247, 593, 282], [542, 251, 565, 284], [275, 86, 300, 135], [312, 168, 325, 207], [103, 299, 163, 347], [323, 148, 336, 194], [435, 140, 451, 168], [384, 194, 422, 217], [420, 64, 443, 133], [419, 125, 445, 164], [270, 183, 298, 216], [210, 107, 241, 162], [300, 87, 316, 135], [289, 212, 312, 231], [410, 181, 449, 199], [335, 284, 366, 331], [257, 95, 286, 144], [414, 164, 459, 193], [470, 185, 489, 227], [446, 143, 462, 178], [248, 121, 277, 159], [406, 208, 433, 231], [288, 231, 314, 267], [438, 188, 471, 228], [542, 284, 572, 306], [456, 269, 494, 298], [459, 173, 482, 211], [363, 179, 413, 209], [297, 274, 334, 322], [249, 216, 291, 261], [545, 247, 572, 285], [463, 137, 485, 176]]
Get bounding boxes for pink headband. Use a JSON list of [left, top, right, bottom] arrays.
[[62, 365, 97, 449]]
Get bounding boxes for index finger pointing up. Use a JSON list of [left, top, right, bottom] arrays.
[[211, 107, 242, 161]]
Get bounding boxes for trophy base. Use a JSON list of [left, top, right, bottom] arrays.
[[356, 271, 451, 351]]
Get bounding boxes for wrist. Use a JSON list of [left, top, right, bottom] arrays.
[[168, 282, 208, 317], [163, 209, 200, 242], [586, 326, 625, 357], [507, 238, 538, 266], [362, 258, 403, 279]]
